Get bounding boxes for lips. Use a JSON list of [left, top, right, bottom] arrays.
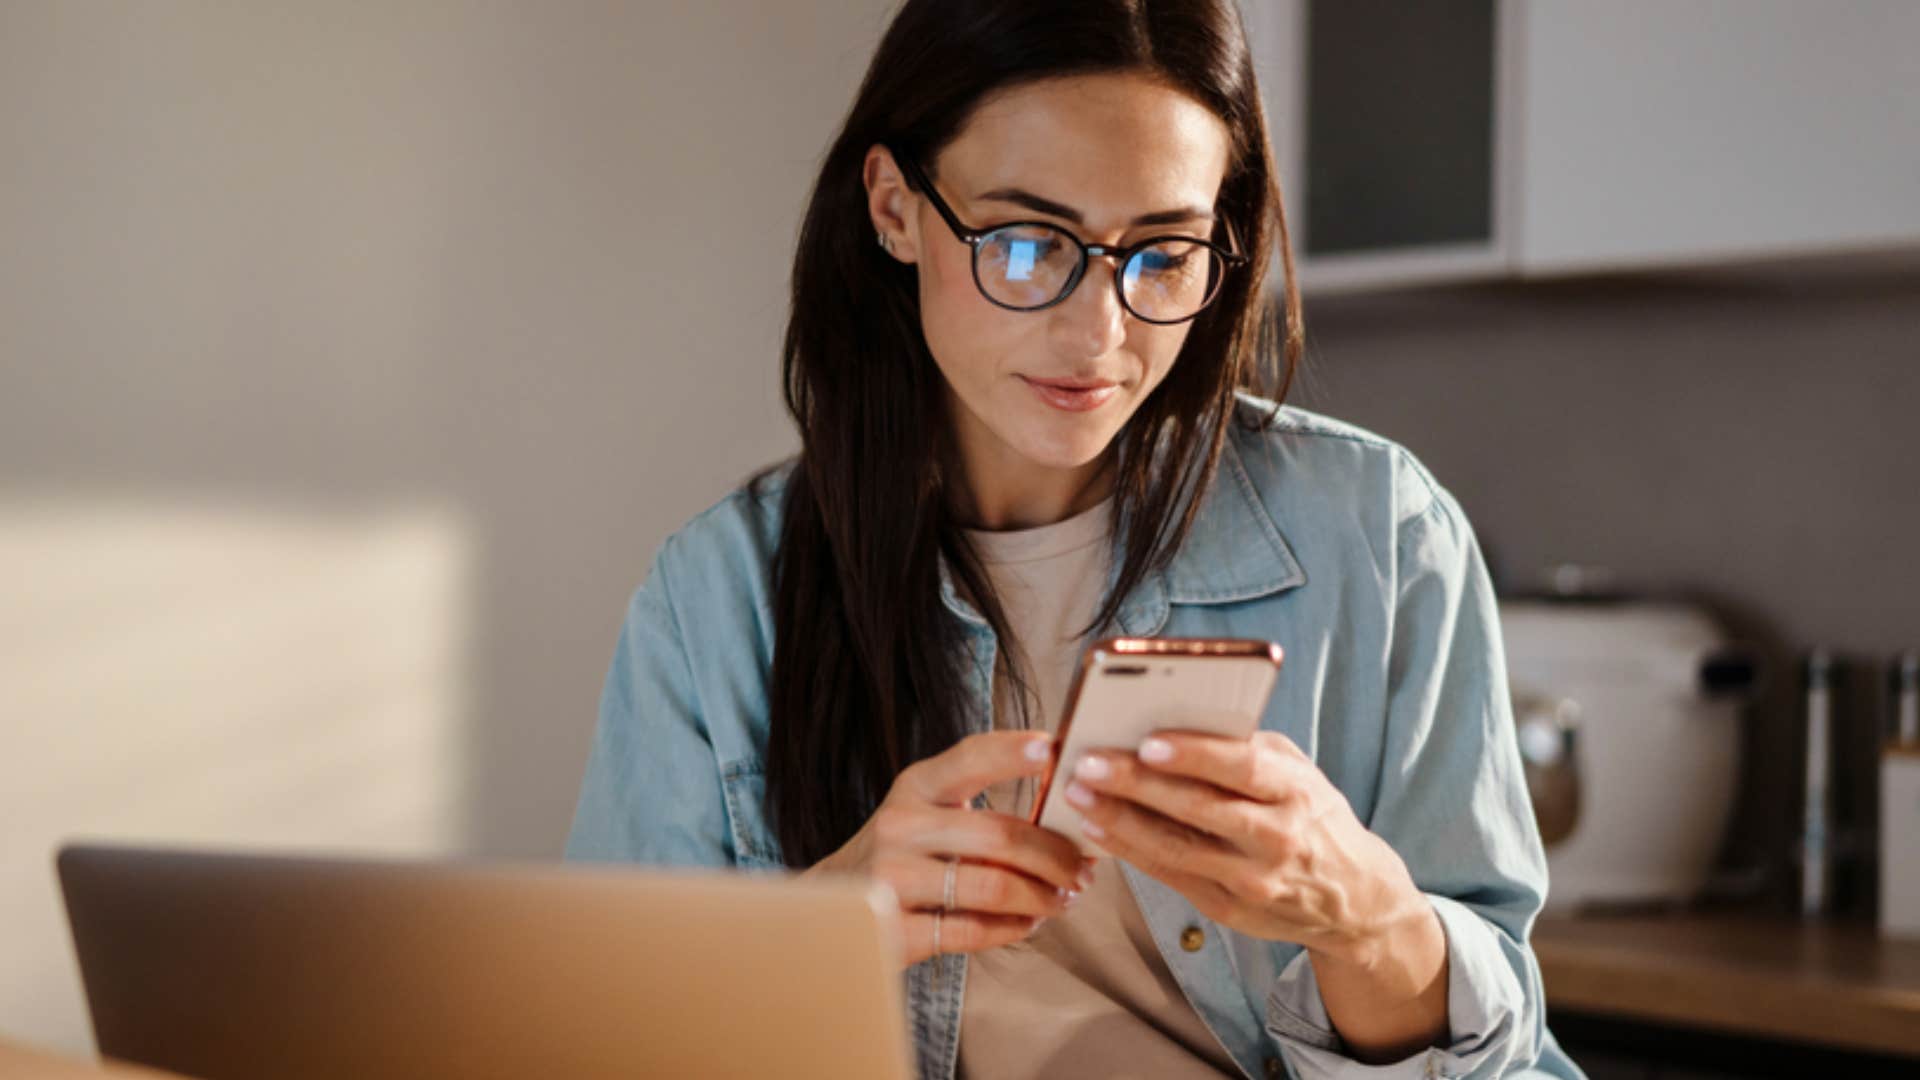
[[1020, 375, 1120, 413]]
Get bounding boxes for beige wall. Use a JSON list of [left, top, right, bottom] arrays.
[[0, 0, 896, 1054]]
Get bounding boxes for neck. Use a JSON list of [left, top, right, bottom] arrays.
[[948, 425, 1117, 532]]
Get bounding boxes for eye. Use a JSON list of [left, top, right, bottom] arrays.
[[1134, 248, 1193, 274]]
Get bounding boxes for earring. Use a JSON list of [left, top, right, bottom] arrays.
[[877, 232, 892, 254]]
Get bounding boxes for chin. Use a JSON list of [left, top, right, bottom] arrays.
[[1003, 412, 1124, 472]]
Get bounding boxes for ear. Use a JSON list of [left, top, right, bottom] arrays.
[[863, 144, 923, 264]]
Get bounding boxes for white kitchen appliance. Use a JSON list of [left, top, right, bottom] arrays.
[[1499, 584, 1758, 912], [1883, 748, 1920, 939]]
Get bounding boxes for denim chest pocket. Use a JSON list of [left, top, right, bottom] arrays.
[[719, 758, 786, 869]]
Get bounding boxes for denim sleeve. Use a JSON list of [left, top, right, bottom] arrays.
[[564, 537, 734, 868], [1264, 480, 1552, 1079]]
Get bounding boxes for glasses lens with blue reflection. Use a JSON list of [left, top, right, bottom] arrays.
[[973, 224, 1225, 322]]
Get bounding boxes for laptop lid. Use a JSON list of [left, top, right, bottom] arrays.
[[57, 843, 912, 1080]]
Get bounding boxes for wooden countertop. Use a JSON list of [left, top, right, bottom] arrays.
[[12, 914, 1917, 1071], [1533, 910, 1920, 1059]]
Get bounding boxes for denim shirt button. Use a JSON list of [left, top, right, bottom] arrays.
[[1263, 1055, 1283, 1079], [1179, 924, 1206, 952]]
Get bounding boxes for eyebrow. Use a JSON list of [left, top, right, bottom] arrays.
[[973, 186, 1216, 229]]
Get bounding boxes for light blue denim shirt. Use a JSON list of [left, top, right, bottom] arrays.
[[567, 392, 1587, 1080]]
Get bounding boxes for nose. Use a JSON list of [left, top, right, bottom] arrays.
[[1049, 253, 1129, 359]]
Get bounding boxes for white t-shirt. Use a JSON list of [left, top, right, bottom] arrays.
[[955, 494, 1241, 1080], [962, 491, 1116, 816]]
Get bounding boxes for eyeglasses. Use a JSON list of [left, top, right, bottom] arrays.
[[892, 150, 1249, 325]]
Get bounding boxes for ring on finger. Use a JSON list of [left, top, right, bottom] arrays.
[[942, 855, 957, 912]]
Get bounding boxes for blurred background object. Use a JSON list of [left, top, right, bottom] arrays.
[[1500, 588, 1757, 914], [2, 0, 1917, 1074]]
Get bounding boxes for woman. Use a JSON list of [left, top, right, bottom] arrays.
[[567, 2, 1585, 1078]]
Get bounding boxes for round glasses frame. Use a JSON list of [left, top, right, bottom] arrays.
[[891, 149, 1250, 326]]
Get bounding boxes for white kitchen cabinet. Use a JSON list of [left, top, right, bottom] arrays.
[[1246, 0, 1920, 293], [1510, 0, 1920, 276]]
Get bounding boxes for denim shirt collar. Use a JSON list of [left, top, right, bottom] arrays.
[[936, 435, 1308, 637]]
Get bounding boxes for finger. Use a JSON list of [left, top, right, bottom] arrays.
[[900, 910, 1042, 965], [904, 806, 1091, 894], [903, 730, 1055, 807], [1070, 782, 1244, 885], [1135, 729, 1309, 802], [880, 854, 1076, 917], [1070, 751, 1263, 850]]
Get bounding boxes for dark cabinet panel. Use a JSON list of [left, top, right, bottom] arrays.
[[1304, 0, 1496, 256]]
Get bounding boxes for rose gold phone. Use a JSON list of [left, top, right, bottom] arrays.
[[1030, 637, 1284, 857]]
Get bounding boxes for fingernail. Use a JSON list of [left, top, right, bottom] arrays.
[[1080, 818, 1106, 839], [1064, 781, 1095, 808], [1065, 889, 1083, 906], [1076, 865, 1095, 891], [1139, 737, 1173, 763], [1073, 755, 1110, 780], [1025, 737, 1052, 762]]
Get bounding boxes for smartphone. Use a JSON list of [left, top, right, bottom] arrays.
[[1029, 636, 1284, 857]]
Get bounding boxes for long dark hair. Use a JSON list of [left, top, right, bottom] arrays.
[[759, 0, 1303, 868]]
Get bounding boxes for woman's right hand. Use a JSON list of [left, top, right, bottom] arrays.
[[803, 730, 1096, 969]]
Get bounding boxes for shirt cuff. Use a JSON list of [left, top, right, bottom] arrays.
[[1262, 894, 1524, 1079]]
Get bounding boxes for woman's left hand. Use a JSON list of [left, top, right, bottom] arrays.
[[1062, 729, 1430, 964]]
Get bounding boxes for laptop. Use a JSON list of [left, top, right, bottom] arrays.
[[56, 842, 913, 1080]]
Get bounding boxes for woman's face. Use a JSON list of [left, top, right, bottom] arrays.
[[865, 72, 1233, 488]]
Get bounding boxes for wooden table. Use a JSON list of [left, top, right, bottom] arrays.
[[0, 1035, 192, 1078], [1533, 910, 1920, 1060], [11, 914, 1915, 1072]]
